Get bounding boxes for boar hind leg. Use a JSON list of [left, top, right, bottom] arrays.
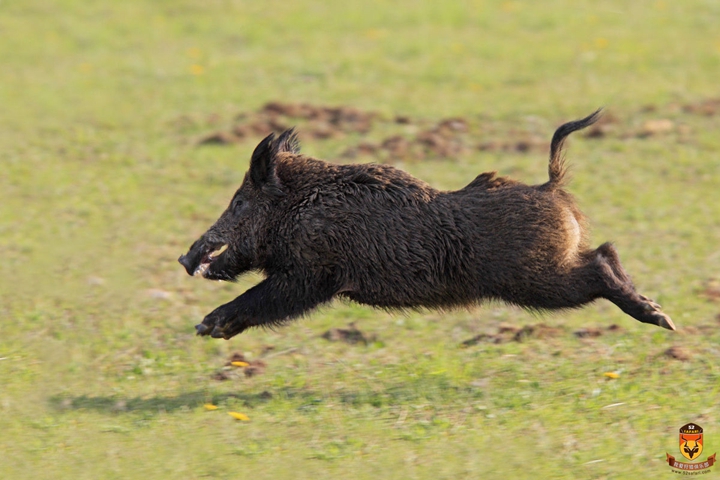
[[589, 242, 675, 331], [196, 275, 336, 340]]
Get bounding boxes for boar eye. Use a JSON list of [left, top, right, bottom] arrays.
[[231, 197, 243, 213]]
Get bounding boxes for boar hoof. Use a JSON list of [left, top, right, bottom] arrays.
[[652, 312, 676, 331], [636, 296, 674, 331], [210, 326, 226, 339], [639, 295, 661, 310]]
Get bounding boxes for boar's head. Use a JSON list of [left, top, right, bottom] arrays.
[[178, 129, 297, 281]]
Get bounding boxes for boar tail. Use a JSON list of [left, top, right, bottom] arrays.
[[546, 109, 603, 189]]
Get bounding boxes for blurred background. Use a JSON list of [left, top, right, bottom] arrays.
[[1, 1, 719, 478]]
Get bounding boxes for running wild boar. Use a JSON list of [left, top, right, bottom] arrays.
[[178, 110, 675, 339]]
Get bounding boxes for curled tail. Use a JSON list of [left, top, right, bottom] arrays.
[[546, 109, 603, 188]]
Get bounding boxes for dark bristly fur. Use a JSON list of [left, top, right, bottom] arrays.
[[178, 112, 675, 340]]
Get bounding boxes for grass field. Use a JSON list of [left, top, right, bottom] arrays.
[[2, 1, 720, 478]]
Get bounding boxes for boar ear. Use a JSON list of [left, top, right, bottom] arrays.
[[274, 128, 300, 155], [249, 132, 285, 197], [249, 129, 300, 196]]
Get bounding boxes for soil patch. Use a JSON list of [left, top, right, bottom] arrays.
[[574, 324, 625, 338], [462, 322, 628, 346], [194, 98, 719, 161], [211, 352, 267, 380], [663, 346, 691, 361], [700, 279, 720, 302], [321, 323, 377, 345], [461, 322, 564, 346], [683, 98, 720, 116]]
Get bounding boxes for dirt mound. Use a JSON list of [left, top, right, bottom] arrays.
[[573, 324, 624, 338], [340, 119, 477, 161], [476, 135, 548, 154], [211, 352, 267, 380], [663, 346, 691, 361], [197, 102, 553, 161], [683, 98, 720, 116], [700, 278, 720, 302], [340, 116, 550, 161], [321, 323, 377, 345], [200, 102, 376, 145], [195, 98, 717, 161], [261, 102, 376, 134], [461, 322, 564, 346], [584, 111, 681, 140], [461, 322, 630, 346], [584, 112, 620, 139]]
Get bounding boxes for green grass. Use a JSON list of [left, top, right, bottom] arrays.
[[2, 1, 720, 478]]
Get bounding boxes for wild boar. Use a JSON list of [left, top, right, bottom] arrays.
[[179, 110, 674, 339]]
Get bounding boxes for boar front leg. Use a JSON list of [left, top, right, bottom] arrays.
[[195, 274, 337, 339]]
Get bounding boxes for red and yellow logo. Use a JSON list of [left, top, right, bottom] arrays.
[[679, 423, 703, 461], [667, 423, 716, 473]]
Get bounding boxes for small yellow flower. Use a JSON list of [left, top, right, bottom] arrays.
[[190, 64, 204, 75], [603, 372, 620, 379], [204, 404, 218, 410], [231, 361, 249, 367], [594, 38, 608, 50], [228, 412, 250, 421], [364, 29, 387, 40]]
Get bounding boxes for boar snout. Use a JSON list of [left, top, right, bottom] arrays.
[[178, 253, 195, 276], [178, 238, 227, 277], [178, 238, 206, 276]]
